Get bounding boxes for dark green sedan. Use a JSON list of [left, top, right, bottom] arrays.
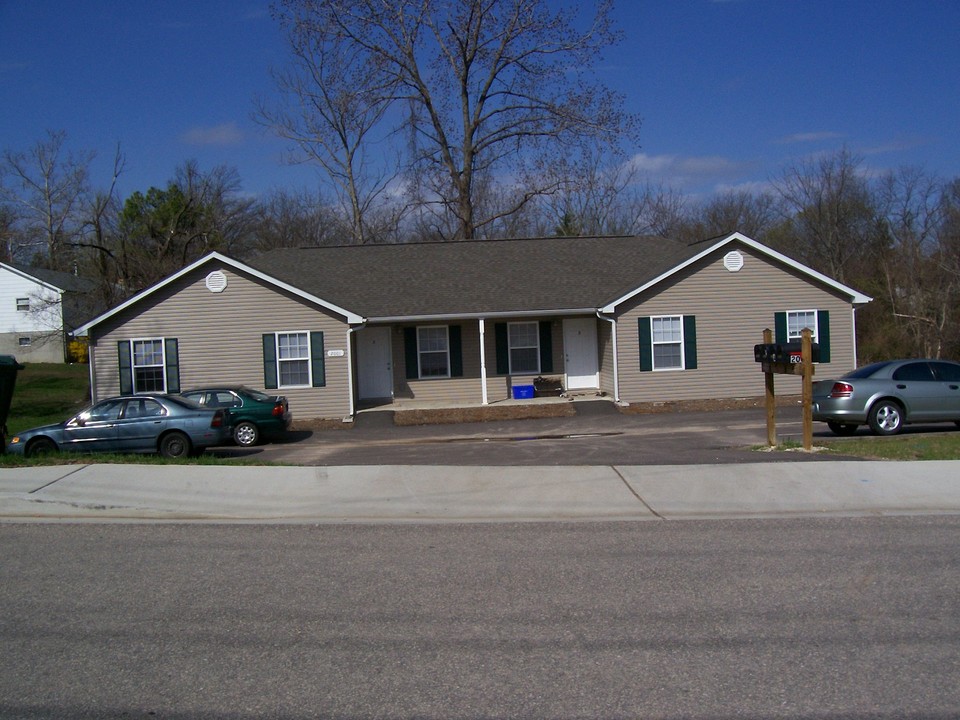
[[180, 386, 292, 447]]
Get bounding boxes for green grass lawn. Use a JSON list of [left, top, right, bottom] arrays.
[[4, 362, 91, 435], [818, 432, 960, 461]]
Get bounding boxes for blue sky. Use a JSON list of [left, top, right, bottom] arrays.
[[2, 0, 959, 202]]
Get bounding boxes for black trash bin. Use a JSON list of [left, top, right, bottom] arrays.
[[0, 355, 25, 451]]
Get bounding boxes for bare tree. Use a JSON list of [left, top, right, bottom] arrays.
[[0, 130, 93, 268], [772, 147, 879, 284], [270, 0, 638, 241], [260, 2, 403, 244], [253, 187, 342, 250], [876, 167, 958, 357]]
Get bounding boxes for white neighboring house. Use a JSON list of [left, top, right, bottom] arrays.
[[0, 262, 96, 363]]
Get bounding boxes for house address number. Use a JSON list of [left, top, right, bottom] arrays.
[[326, 349, 345, 357]]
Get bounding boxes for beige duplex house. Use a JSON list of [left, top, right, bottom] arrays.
[[74, 232, 871, 420]]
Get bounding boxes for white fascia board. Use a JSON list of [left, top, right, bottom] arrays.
[[365, 308, 597, 324], [73, 252, 363, 336], [0, 262, 64, 294], [600, 232, 873, 313]]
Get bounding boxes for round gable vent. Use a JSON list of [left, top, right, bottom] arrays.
[[723, 251, 744, 272], [205, 270, 228, 293]]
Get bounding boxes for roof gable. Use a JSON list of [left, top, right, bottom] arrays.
[[73, 252, 363, 335]]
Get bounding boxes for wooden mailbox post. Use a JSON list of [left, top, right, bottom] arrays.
[[755, 327, 816, 450]]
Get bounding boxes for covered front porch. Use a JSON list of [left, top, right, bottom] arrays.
[[352, 314, 615, 413]]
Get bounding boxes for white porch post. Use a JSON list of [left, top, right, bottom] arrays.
[[479, 317, 488, 405]]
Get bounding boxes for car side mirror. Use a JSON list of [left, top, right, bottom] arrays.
[[69, 416, 85, 427]]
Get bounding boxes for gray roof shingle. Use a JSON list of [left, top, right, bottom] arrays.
[[246, 235, 700, 319]]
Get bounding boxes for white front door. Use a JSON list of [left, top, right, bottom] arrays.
[[357, 327, 393, 399], [563, 318, 599, 390]]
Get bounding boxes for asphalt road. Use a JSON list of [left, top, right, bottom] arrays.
[[2, 517, 959, 719], [212, 403, 870, 466]]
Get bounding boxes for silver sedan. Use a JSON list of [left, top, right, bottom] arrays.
[[813, 359, 960, 436]]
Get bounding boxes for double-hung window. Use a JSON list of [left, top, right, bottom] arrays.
[[508, 322, 540, 374], [16, 298, 29, 312], [787, 310, 818, 342], [418, 326, 450, 378], [132, 339, 166, 392], [651, 316, 683, 370], [277, 332, 311, 386]]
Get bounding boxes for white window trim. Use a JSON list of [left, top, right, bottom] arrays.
[[131, 338, 167, 393], [18, 336, 31, 346], [16, 298, 30, 312], [786, 309, 819, 343], [417, 325, 451, 379], [507, 321, 541, 375], [651, 315, 685, 372], [274, 331, 312, 389]]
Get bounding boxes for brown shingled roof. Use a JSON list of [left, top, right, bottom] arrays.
[[246, 235, 699, 319]]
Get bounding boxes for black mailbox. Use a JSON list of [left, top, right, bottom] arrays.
[[754, 342, 820, 364]]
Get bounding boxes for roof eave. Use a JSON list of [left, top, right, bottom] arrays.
[[363, 308, 599, 324]]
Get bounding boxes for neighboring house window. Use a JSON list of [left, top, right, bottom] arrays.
[[18, 337, 31, 346], [118, 338, 180, 394], [774, 310, 831, 363], [418, 326, 450, 378], [638, 316, 698, 372], [16, 298, 29, 312], [262, 332, 326, 389], [508, 322, 541, 374]]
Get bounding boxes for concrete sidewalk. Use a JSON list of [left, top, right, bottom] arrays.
[[1, 461, 958, 523]]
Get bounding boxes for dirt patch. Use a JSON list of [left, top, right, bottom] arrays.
[[290, 418, 354, 432], [619, 394, 802, 414], [394, 403, 577, 426]]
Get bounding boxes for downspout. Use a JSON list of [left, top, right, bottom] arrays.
[[479, 317, 488, 405], [347, 325, 359, 419], [597, 312, 619, 403], [851, 306, 859, 369]]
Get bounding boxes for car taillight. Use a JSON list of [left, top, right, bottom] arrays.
[[211, 409, 225, 428], [272, 402, 285, 417], [830, 382, 854, 398]]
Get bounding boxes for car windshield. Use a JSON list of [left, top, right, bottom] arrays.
[[843, 361, 894, 379]]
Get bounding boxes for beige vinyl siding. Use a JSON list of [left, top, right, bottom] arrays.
[[89, 265, 352, 419], [616, 245, 857, 404]]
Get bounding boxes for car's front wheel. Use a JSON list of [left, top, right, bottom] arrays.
[[868, 400, 904, 436], [233, 421, 260, 447], [26, 437, 58, 457], [159, 431, 192, 459], [827, 421, 858, 436]]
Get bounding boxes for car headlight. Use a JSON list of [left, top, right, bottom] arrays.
[[9, 437, 20, 444]]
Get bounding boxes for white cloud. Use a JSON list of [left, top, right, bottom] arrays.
[[625, 152, 750, 191], [775, 131, 845, 145], [180, 122, 244, 146]]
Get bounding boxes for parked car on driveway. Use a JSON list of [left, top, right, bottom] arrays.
[[813, 359, 960, 436], [5, 394, 233, 458], [179, 386, 291, 447]]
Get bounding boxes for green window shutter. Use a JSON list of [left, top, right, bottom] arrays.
[[404, 327, 419, 379], [638, 317, 653, 372], [817, 310, 831, 363], [774, 312, 787, 344], [262, 334, 278, 390], [495, 323, 509, 375], [683, 316, 697, 370], [164, 338, 180, 393], [310, 331, 326, 387], [118, 341, 133, 394], [538, 321, 553, 373], [449, 325, 463, 377]]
